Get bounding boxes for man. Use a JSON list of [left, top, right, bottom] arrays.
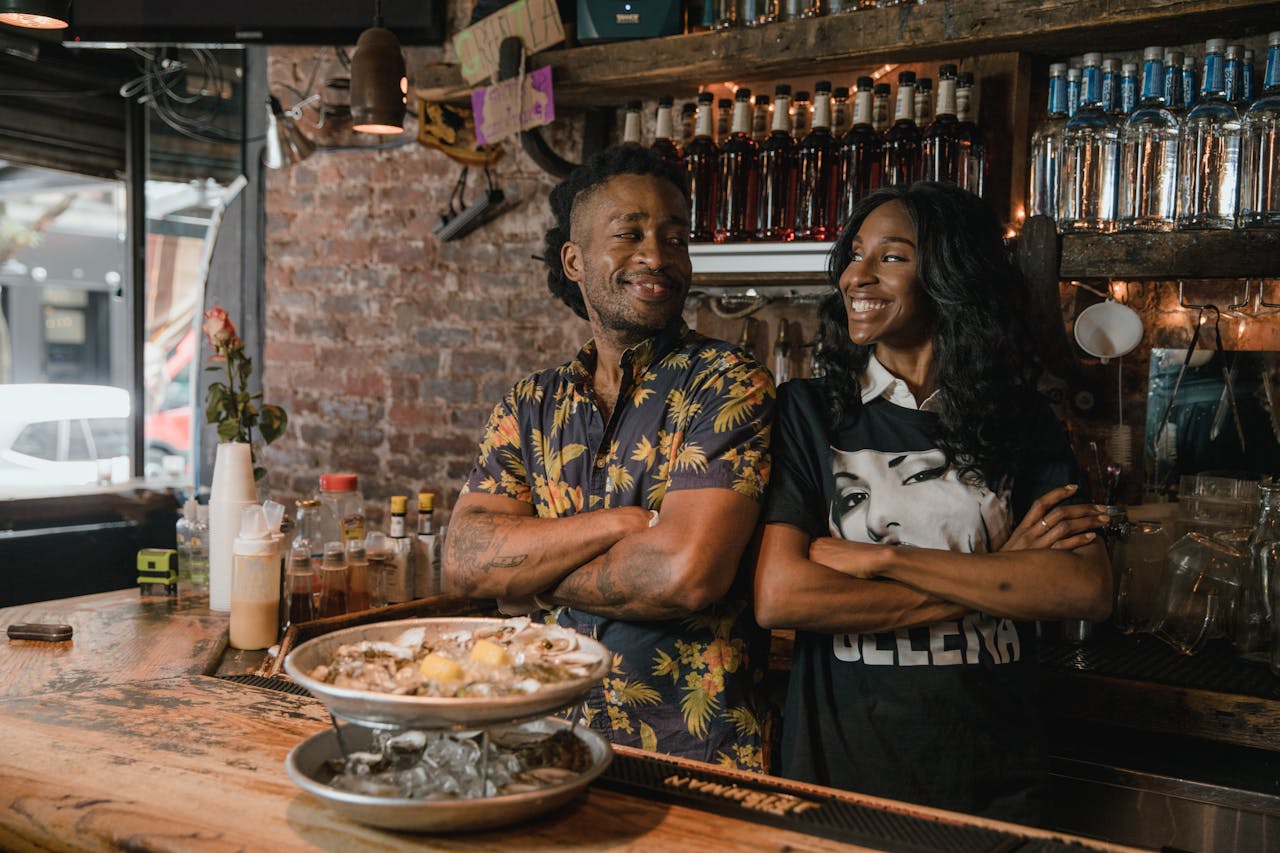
[[444, 145, 775, 770]]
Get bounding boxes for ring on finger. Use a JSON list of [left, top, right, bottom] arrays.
[[1040, 518, 1050, 528]]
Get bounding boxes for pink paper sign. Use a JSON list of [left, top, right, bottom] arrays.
[[471, 65, 556, 146]]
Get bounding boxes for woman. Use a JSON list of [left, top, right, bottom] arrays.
[[754, 182, 1111, 824]]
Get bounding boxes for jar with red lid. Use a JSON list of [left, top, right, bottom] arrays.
[[319, 472, 366, 545]]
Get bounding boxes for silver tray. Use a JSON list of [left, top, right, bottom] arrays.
[[283, 617, 611, 729], [285, 717, 612, 833]]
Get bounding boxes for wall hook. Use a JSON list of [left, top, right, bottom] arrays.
[[1260, 279, 1280, 313], [1224, 280, 1255, 318], [1178, 280, 1214, 312]]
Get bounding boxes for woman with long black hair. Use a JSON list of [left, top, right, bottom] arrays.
[[754, 182, 1111, 823]]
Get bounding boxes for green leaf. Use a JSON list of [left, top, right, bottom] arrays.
[[253, 465, 267, 481], [204, 384, 229, 423], [216, 419, 242, 441], [258, 404, 287, 444]]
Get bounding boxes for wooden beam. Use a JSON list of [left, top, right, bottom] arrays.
[[1060, 230, 1280, 280], [415, 0, 1279, 106]]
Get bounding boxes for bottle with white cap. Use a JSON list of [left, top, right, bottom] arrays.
[[1240, 31, 1280, 228], [230, 504, 282, 650], [175, 498, 197, 586], [1059, 52, 1121, 232], [1118, 47, 1179, 232]]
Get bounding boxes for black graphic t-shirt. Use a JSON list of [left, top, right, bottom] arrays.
[[764, 379, 1085, 823]]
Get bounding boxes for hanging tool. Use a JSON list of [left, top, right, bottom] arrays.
[[1204, 306, 1247, 454], [1154, 306, 1204, 448]]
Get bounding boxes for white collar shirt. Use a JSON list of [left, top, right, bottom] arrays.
[[858, 353, 943, 413]]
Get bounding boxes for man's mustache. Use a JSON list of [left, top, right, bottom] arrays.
[[620, 267, 685, 287]]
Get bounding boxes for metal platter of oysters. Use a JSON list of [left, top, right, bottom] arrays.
[[285, 717, 612, 832], [283, 617, 614, 832], [284, 616, 612, 728]]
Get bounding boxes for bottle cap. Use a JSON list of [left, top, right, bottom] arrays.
[[626, 99, 642, 110], [814, 80, 832, 92], [1122, 62, 1138, 75], [319, 473, 359, 492], [1225, 44, 1243, 60], [773, 83, 792, 96], [755, 93, 769, 105], [682, 102, 697, 115], [794, 90, 810, 102], [263, 499, 285, 533], [1164, 50, 1183, 66], [718, 98, 732, 109], [1068, 67, 1082, 81], [897, 71, 915, 85], [1204, 39, 1226, 54], [697, 91, 714, 104], [939, 64, 957, 77], [959, 72, 975, 85], [183, 498, 198, 520], [834, 86, 849, 98], [874, 83, 890, 95], [1270, 31, 1280, 48], [658, 94, 673, 107], [1050, 62, 1068, 76], [856, 76, 873, 89], [237, 505, 269, 540], [1082, 52, 1102, 68], [1143, 46, 1162, 62], [1102, 58, 1119, 73], [346, 539, 367, 562], [297, 498, 320, 508], [365, 531, 388, 556], [418, 492, 435, 511], [735, 87, 751, 101], [916, 77, 932, 91], [390, 495, 408, 514], [322, 540, 346, 568]]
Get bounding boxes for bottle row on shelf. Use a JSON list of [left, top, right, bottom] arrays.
[[1030, 33, 1280, 233], [628, 65, 986, 243], [688, 0, 928, 32]]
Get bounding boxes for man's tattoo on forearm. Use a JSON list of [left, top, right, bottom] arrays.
[[487, 554, 527, 569], [555, 548, 673, 619], [447, 512, 524, 588]]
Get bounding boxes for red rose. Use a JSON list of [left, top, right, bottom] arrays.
[[202, 306, 239, 352]]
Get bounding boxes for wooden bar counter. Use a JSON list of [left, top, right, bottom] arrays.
[[0, 590, 1136, 853]]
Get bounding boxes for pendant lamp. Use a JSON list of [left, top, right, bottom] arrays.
[[350, 0, 406, 135], [0, 0, 70, 29]]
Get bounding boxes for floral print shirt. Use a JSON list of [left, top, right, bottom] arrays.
[[461, 322, 775, 771]]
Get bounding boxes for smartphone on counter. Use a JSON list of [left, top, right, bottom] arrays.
[[7, 623, 74, 642]]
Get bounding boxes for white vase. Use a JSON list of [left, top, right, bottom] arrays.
[[208, 441, 256, 612]]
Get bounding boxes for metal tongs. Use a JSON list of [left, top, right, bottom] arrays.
[[1207, 308, 1247, 454], [1155, 306, 1204, 446]]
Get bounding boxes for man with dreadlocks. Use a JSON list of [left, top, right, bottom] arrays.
[[443, 145, 776, 771]]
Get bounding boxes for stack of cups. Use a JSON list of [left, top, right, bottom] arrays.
[[208, 442, 257, 612]]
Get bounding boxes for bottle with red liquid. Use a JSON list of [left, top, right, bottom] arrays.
[[685, 91, 720, 242], [317, 540, 348, 618], [838, 76, 883, 231], [286, 544, 316, 625], [715, 88, 760, 243], [883, 71, 922, 187], [794, 81, 840, 241], [652, 94, 682, 163], [757, 84, 796, 242]]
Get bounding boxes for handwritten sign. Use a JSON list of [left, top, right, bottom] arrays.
[[453, 0, 566, 85], [472, 65, 556, 145]]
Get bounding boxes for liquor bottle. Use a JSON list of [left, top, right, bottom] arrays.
[[953, 72, 986, 197], [688, 0, 716, 31], [715, 88, 760, 242], [1101, 58, 1120, 114], [1066, 65, 1083, 118], [837, 76, 883, 228], [176, 498, 196, 585], [1225, 44, 1245, 105], [1058, 52, 1120, 232], [316, 540, 348, 618], [414, 492, 440, 597], [716, 97, 733, 141], [744, 0, 780, 26], [794, 81, 840, 241], [652, 95, 682, 163], [792, 90, 812, 138], [882, 71, 921, 187], [686, 92, 720, 242], [914, 77, 933, 126], [1239, 30, 1280, 228], [1177, 39, 1242, 230], [871, 82, 891, 133], [922, 65, 959, 184], [345, 539, 371, 612], [757, 84, 797, 242], [1243, 48, 1257, 104], [1182, 55, 1198, 110], [1029, 63, 1069, 219], [831, 86, 851, 137], [1119, 62, 1138, 116], [680, 102, 697, 146], [622, 100, 642, 144], [384, 495, 414, 603], [752, 93, 771, 143], [1118, 47, 1179, 232], [713, 0, 739, 28], [1164, 50, 1186, 116]]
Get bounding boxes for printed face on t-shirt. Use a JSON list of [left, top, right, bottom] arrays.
[[828, 447, 1010, 553]]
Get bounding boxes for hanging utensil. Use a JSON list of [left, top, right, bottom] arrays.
[[1206, 306, 1247, 455], [1155, 307, 1204, 447]]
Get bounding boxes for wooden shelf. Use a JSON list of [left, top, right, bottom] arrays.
[[1059, 229, 1280, 280], [415, 0, 1277, 106]]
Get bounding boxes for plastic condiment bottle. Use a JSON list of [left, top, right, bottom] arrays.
[[319, 473, 366, 544], [230, 504, 282, 650], [364, 531, 389, 608], [189, 504, 210, 593], [175, 498, 197, 585]]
